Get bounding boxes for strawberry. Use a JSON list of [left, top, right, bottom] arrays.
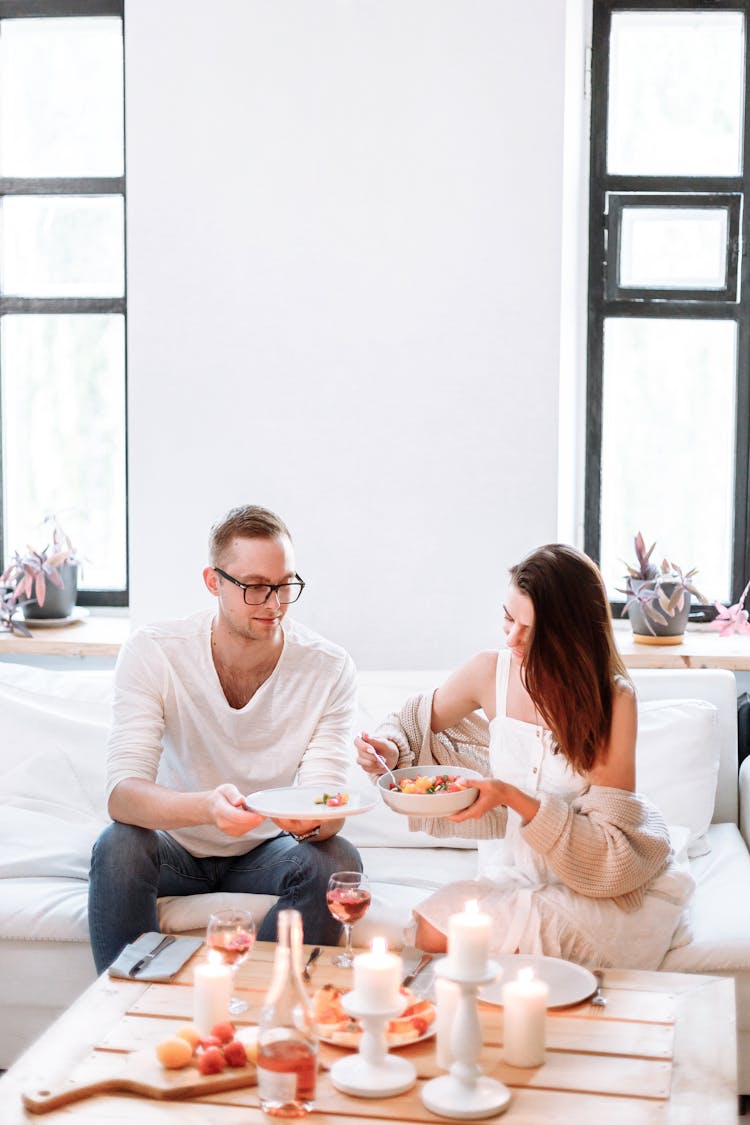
[[210, 1021, 236, 1044], [200, 1034, 223, 1050], [222, 1039, 248, 1067], [197, 1045, 226, 1075]]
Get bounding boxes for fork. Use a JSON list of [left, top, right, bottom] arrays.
[[590, 969, 607, 1008], [302, 946, 321, 983], [366, 743, 400, 789]]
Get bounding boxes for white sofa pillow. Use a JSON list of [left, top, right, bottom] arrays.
[[636, 698, 720, 858]]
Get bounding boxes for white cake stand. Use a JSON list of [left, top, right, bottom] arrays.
[[421, 958, 511, 1120], [329, 992, 417, 1098]]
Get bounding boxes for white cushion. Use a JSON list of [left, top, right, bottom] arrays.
[[635, 698, 720, 858], [662, 822, 750, 973]]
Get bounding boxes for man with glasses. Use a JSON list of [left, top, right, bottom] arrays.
[[88, 504, 361, 973]]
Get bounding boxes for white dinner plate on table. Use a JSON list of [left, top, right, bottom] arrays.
[[479, 955, 597, 1009], [319, 1026, 435, 1051], [244, 786, 379, 820]]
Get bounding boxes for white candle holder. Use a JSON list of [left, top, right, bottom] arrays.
[[421, 958, 511, 1120], [329, 992, 417, 1098]]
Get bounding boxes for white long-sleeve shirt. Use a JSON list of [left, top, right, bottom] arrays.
[[105, 610, 357, 857]]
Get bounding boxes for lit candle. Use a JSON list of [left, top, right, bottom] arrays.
[[501, 966, 548, 1067], [447, 899, 490, 977], [435, 977, 461, 1069], [352, 937, 402, 1010], [193, 952, 232, 1035]]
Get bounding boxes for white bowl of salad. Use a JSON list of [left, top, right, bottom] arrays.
[[376, 765, 483, 816]]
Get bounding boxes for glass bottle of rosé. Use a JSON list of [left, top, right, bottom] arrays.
[[257, 909, 318, 1116]]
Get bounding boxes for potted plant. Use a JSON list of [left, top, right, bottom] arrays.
[[0, 584, 32, 637], [620, 532, 708, 645], [1, 518, 80, 621]]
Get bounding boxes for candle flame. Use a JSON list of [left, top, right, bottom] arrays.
[[371, 936, 387, 955], [464, 899, 480, 915], [207, 949, 222, 966], [518, 966, 535, 983]]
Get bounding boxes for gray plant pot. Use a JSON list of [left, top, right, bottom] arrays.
[[626, 579, 690, 645], [21, 562, 78, 620]]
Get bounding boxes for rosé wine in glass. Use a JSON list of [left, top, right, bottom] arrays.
[[326, 871, 371, 968], [206, 908, 256, 1015]]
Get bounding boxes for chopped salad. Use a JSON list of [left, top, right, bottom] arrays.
[[314, 791, 349, 807], [389, 774, 473, 795]]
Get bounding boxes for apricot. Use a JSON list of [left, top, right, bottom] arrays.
[[174, 1023, 201, 1050], [156, 1036, 194, 1069], [236, 1025, 259, 1064]]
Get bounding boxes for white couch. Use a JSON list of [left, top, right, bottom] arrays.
[[1, 661, 749, 1091]]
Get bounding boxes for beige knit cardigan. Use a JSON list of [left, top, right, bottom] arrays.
[[375, 693, 673, 912]]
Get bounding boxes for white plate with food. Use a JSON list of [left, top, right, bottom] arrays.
[[376, 765, 483, 816], [479, 955, 597, 1009], [244, 786, 378, 820], [313, 983, 436, 1049], [319, 1025, 436, 1050]]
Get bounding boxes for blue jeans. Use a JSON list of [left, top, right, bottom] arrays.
[[88, 822, 362, 973]]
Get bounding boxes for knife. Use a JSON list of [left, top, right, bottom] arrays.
[[128, 934, 177, 978], [401, 952, 433, 990]]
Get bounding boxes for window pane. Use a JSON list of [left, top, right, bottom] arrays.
[[600, 318, 735, 603], [619, 207, 728, 290], [1, 315, 126, 590], [2, 196, 125, 298], [608, 12, 745, 176], [0, 17, 124, 176]]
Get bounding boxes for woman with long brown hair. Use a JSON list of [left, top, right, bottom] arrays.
[[356, 544, 694, 968]]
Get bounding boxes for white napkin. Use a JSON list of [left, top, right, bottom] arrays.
[[108, 931, 203, 982]]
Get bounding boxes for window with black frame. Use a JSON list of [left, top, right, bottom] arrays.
[[0, 0, 127, 607], [585, 0, 750, 612]]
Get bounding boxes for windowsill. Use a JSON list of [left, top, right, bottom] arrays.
[[612, 618, 750, 669], [1, 613, 749, 669], [0, 613, 130, 657]]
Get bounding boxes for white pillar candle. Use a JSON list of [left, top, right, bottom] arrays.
[[435, 977, 461, 1069], [193, 954, 232, 1035], [501, 967, 548, 1067], [447, 899, 490, 977], [352, 937, 402, 1010]]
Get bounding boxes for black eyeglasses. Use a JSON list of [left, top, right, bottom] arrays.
[[213, 567, 305, 605]]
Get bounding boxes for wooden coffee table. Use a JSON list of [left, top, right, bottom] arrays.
[[0, 942, 737, 1123]]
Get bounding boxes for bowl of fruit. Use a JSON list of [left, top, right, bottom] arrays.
[[376, 765, 483, 816]]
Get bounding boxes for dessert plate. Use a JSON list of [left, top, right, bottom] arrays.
[[244, 786, 378, 820], [479, 954, 597, 1009]]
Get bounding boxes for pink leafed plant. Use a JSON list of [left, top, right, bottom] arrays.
[[709, 581, 750, 637]]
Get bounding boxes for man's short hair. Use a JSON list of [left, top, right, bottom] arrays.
[[208, 505, 292, 566]]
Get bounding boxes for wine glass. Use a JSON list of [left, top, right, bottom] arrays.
[[206, 908, 256, 1015], [326, 871, 371, 968]]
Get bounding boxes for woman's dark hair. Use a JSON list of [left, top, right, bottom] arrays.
[[509, 543, 630, 773]]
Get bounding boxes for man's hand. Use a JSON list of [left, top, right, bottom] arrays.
[[354, 731, 399, 775], [271, 816, 344, 842], [209, 784, 265, 836]]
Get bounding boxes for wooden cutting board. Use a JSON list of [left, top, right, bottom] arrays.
[[22, 1048, 257, 1114]]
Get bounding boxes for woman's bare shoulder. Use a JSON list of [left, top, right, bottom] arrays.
[[431, 650, 498, 730]]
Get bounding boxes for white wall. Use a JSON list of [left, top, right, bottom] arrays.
[[125, 0, 573, 669]]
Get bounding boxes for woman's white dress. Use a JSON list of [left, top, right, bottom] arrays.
[[413, 650, 694, 969]]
